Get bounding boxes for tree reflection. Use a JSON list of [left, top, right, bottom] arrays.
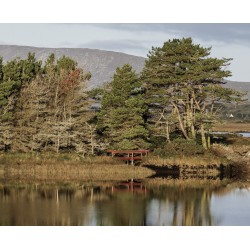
[[0, 182, 229, 226], [146, 187, 214, 226]]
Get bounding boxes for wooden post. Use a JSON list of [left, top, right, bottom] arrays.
[[56, 188, 59, 204], [131, 179, 134, 192]]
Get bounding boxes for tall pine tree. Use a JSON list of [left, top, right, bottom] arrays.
[[141, 38, 244, 148], [98, 64, 150, 150]]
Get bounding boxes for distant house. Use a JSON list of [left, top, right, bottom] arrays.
[[226, 113, 234, 118]]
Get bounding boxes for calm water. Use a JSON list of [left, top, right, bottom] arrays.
[[1, 179, 250, 226], [239, 132, 250, 138], [213, 132, 250, 137]]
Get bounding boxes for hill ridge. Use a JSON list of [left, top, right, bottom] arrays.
[[0, 44, 145, 89], [0, 44, 249, 100]]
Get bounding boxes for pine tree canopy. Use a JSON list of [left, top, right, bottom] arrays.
[[98, 64, 150, 150]]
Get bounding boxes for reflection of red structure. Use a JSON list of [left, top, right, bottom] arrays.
[[111, 179, 147, 194], [106, 150, 150, 165]]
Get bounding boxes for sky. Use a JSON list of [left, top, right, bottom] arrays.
[[0, 23, 250, 82]]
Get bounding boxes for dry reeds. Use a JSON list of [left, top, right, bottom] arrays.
[[143, 154, 228, 168], [0, 153, 154, 182]]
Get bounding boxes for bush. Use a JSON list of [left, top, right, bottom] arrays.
[[153, 139, 206, 157]]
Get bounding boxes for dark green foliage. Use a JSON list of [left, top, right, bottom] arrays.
[[20, 52, 42, 83], [2, 53, 42, 84], [44, 53, 56, 73], [141, 37, 245, 148], [0, 53, 42, 122], [98, 64, 150, 150], [153, 139, 206, 157], [56, 55, 77, 72]]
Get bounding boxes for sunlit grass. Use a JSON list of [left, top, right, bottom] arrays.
[[0, 152, 154, 182], [143, 154, 229, 167]]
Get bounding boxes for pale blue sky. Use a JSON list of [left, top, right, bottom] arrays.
[[0, 23, 250, 82]]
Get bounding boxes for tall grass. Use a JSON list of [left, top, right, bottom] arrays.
[[0, 152, 154, 182], [143, 154, 229, 168]]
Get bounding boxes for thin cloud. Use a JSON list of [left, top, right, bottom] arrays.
[[88, 23, 250, 45], [79, 39, 149, 56]]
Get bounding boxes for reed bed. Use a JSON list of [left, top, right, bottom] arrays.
[[0, 153, 154, 182], [143, 154, 229, 168], [0, 150, 247, 185]]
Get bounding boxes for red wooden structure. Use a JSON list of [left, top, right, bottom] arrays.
[[106, 149, 149, 165], [110, 179, 147, 193]]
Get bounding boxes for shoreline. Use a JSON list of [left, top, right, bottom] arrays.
[[1, 134, 249, 184], [0, 153, 238, 183]]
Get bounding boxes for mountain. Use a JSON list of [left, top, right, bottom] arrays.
[[0, 45, 145, 89], [224, 81, 250, 101], [0, 45, 249, 100]]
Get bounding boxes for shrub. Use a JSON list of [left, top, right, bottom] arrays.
[[153, 139, 206, 157]]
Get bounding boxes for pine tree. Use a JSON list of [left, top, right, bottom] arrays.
[[98, 64, 150, 150], [141, 38, 244, 148]]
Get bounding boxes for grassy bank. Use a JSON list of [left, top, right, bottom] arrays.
[[0, 152, 154, 182], [143, 154, 228, 168], [0, 137, 249, 183]]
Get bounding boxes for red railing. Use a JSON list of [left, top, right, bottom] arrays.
[[106, 149, 149, 165]]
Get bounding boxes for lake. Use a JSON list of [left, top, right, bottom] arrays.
[[213, 132, 250, 137], [1, 178, 250, 226], [239, 132, 250, 138]]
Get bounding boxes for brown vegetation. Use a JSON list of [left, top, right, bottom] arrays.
[[0, 153, 154, 182], [143, 154, 228, 168], [144, 177, 231, 188], [213, 122, 250, 132]]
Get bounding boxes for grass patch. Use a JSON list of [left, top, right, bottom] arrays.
[[0, 152, 154, 182], [144, 154, 228, 168]]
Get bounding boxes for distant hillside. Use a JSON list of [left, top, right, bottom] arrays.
[[0, 45, 145, 89], [224, 81, 250, 101], [0, 45, 249, 100]]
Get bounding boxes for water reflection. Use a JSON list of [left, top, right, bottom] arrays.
[[145, 187, 213, 226], [1, 178, 250, 226]]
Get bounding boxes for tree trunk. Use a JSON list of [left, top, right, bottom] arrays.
[[90, 130, 94, 155], [166, 121, 170, 143], [56, 133, 60, 153], [187, 108, 196, 139], [200, 124, 208, 149], [172, 102, 190, 140], [207, 129, 211, 148]]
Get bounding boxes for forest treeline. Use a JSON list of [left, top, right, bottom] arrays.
[[0, 38, 246, 155]]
